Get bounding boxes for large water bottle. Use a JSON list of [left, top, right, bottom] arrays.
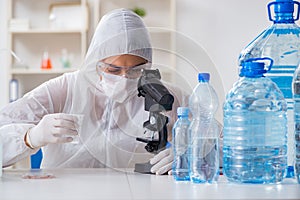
[[292, 62, 300, 183], [239, 0, 300, 177], [188, 73, 219, 183], [223, 58, 287, 184], [172, 107, 190, 181]]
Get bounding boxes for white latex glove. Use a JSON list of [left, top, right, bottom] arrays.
[[27, 113, 79, 148], [150, 148, 173, 175]]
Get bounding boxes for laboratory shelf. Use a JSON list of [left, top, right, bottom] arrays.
[[11, 68, 78, 75], [9, 29, 85, 34], [6, 0, 89, 103]]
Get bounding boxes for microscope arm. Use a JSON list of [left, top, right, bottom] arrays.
[[134, 69, 174, 174]]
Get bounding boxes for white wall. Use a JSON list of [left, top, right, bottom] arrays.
[[176, 0, 270, 95]]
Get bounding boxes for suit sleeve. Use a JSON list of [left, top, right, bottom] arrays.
[[0, 73, 70, 167]]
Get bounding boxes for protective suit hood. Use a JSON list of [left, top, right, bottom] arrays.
[[85, 8, 152, 63]]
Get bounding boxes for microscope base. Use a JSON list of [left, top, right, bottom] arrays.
[[134, 161, 154, 174]]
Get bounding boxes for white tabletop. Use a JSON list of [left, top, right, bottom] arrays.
[[0, 168, 299, 200]]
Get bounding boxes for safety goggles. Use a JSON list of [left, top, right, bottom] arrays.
[[96, 61, 151, 79]]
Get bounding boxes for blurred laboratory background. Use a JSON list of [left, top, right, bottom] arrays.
[[0, 0, 287, 123]]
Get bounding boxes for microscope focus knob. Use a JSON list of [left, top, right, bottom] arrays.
[[150, 116, 156, 125], [145, 144, 155, 152]]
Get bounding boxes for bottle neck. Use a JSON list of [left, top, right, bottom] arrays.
[[192, 115, 213, 122], [242, 74, 264, 78], [199, 80, 209, 84], [240, 76, 265, 83], [239, 71, 265, 78]]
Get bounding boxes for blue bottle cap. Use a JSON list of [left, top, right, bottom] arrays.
[[198, 73, 210, 83], [177, 107, 189, 116], [240, 62, 266, 77], [285, 166, 295, 178], [274, 0, 294, 13], [268, 0, 299, 22], [239, 58, 273, 78]]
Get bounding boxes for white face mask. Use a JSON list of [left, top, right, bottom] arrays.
[[101, 72, 138, 103]]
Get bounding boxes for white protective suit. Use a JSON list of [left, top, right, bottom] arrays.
[[0, 8, 186, 169]]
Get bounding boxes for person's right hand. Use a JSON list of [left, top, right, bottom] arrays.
[[27, 113, 79, 148]]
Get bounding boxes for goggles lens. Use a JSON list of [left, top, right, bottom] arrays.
[[96, 61, 150, 79]]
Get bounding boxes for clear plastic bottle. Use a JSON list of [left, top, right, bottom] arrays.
[[188, 73, 219, 183], [223, 58, 287, 184], [9, 79, 18, 102], [172, 107, 190, 181], [292, 62, 300, 183], [239, 0, 300, 177]]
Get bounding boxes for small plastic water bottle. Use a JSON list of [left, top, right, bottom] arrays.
[[172, 107, 190, 181], [239, 0, 300, 176], [189, 73, 219, 183], [293, 62, 300, 183], [223, 58, 287, 184]]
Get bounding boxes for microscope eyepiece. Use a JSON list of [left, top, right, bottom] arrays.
[[137, 69, 174, 111]]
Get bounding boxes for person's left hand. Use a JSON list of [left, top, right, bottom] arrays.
[[150, 148, 173, 175]]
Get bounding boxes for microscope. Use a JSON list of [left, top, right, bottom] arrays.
[[134, 69, 174, 174]]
